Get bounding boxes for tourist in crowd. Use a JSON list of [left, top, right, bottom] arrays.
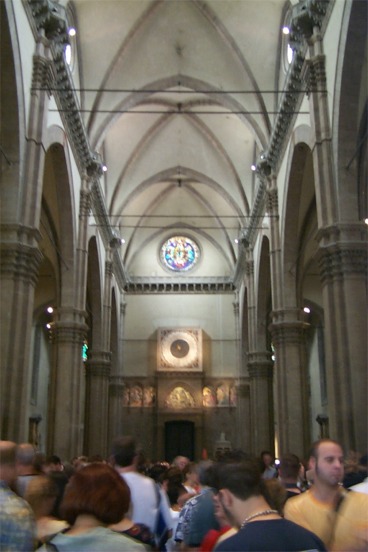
[[15, 443, 40, 498], [260, 450, 277, 480], [25, 474, 69, 545], [0, 440, 36, 551], [175, 461, 219, 548], [109, 474, 155, 549], [211, 459, 327, 551], [183, 462, 200, 494], [172, 456, 190, 472], [278, 453, 303, 500], [284, 438, 368, 551], [36, 462, 145, 551]]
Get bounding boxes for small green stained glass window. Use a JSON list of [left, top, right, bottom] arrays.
[[160, 236, 199, 272]]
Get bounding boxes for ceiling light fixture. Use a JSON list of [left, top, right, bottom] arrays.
[[102, 165, 108, 172], [251, 164, 257, 171], [68, 27, 76, 37], [282, 26, 290, 35]]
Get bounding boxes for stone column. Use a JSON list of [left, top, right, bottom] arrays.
[[247, 352, 274, 455], [316, 224, 367, 452], [84, 350, 111, 457], [307, 33, 368, 452], [108, 300, 127, 443], [0, 228, 43, 440], [0, 38, 51, 441], [269, 310, 310, 458], [244, 251, 275, 454], [48, 310, 88, 459], [84, 255, 113, 456], [47, 184, 90, 458]]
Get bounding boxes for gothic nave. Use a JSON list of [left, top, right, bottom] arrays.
[[0, 0, 367, 463]]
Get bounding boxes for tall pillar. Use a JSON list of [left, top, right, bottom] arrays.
[[0, 38, 51, 441], [0, 230, 43, 440], [269, 310, 310, 458], [108, 300, 127, 443], [47, 183, 90, 458], [49, 310, 88, 459], [84, 257, 113, 456], [316, 224, 367, 452], [85, 350, 111, 457], [247, 352, 274, 455], [307, 33, 368, 452], [245, 251, 274, 454]]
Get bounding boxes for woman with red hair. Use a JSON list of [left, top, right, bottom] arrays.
[[37, 463, 145, 551]]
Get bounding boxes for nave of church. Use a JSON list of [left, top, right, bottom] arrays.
[[1, 0, 367, 463]]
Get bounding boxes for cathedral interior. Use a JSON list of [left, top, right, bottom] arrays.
[[1, 0, 367, 463]]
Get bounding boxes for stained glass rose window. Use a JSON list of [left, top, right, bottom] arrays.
[[160, 236, 199, 272]]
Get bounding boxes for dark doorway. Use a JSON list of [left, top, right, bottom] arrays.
[[165, 420, 194, 462]]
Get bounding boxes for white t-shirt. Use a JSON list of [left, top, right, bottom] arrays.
[[121, 472, 159, 533]]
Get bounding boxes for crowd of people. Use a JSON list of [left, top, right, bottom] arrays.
[[0, 437, 367, 551]]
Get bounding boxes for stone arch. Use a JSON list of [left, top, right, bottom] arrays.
[[334, 1, 367, 220], [41, 136, 76, 306], [0, 2, 26, 222], [281, 140, 316, 308], [255, 235, 272, 350], [86, 237, 103, 351]]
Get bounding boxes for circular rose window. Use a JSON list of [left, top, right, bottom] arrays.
[[160, 236, 199, 272]]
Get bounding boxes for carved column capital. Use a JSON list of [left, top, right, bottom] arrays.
[[308, 54, 327, 90], [269, 320, 308, 346], [105, 260, 113, 277], [247, 351, 274, 379], [245, 259, 254, 276], [0, 238, 43, 286], [52, 320, 88, 344], [316, 223, 368, 283], [109, 376, 125, 397], [266, 187, 279, 215], [86, 350, 112, 378], [32, 47, 52, 94], [79, 189, 91, 215]]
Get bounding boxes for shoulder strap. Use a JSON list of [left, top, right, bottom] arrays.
[[326, 489, 350, 549]]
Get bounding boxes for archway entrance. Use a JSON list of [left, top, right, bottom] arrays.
[[165, 420, 194, 462]]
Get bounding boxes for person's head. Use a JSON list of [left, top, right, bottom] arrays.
[[260, 450, 274, 468], [44, 455, 64, 474], [60, 463, 130, 525], [262, 478, 287, 515], [197, 460, 215, 487], [213, 459, 263, 500], [16, 443, 36, 471], [212, 460, 265, 527], [183, 462, 199, 486], [279, 453, 300, 482], [309, 439, 344, 488], [0, 441, 17, 485], [25, 475, 59, 518], [111, 436, 137, 468], [172, 456, 189, 471]]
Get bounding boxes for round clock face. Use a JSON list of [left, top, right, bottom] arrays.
[[161, 330, 199, 369], [170, 339, 190, 359]]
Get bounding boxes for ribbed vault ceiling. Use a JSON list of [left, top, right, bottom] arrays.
[[70, 0, 290, 278]]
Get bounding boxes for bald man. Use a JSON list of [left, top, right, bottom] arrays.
[[0, 441, 35, 551]]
